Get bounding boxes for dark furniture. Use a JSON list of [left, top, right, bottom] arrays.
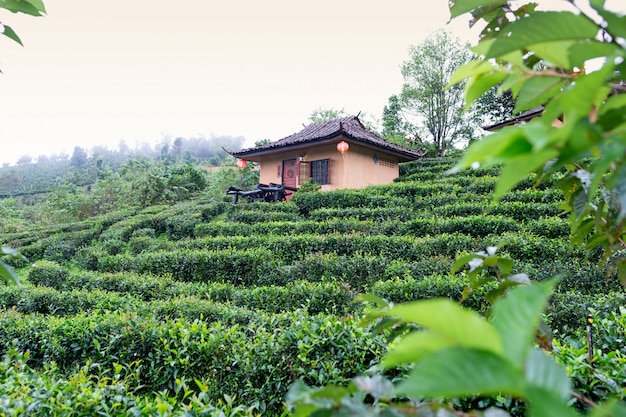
[[227, 183, 297, 203]]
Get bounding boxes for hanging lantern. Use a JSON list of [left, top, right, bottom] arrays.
[[236, 159, 247, 169], [337, 141, 349, 154]]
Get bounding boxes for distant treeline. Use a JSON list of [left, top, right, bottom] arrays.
[[0, 135, 245, 198]]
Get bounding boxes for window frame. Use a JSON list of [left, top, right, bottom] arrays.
[[299, 158, 330, 185]]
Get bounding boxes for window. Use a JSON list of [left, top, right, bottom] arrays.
[[299, 158, 330, 185], [310, 159, 330, 185]]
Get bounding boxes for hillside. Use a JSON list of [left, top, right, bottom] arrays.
[[0, 157, 624, 416]]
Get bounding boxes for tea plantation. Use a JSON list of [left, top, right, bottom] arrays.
[[1, 157, 624, 416]]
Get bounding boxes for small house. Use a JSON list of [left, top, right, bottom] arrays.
[[228, 115, 425, 193]]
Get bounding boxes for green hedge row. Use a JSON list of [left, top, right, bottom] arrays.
[[308, 206, 416, 222], [86, 232, 583, 281], [291, 191, 411, 216], [68, 245, 456, 290], [97, 248, 271, 285], [0, 285, 261, 326], [225, 210, 301, 224], [193, 216, 564, 240], [0, 349, 260, 417], [487, 232, 586, 263], [370, 274, 488, 313], [0, 309, 386, 414], [194, 219, 384, 238], [372, 181, 463, 199], [28, 261, 358, 315], [187, 232, 579, 264], [181, 233, 478, 264], [0, 207, 137, 249], [432, 201, 562, 221], [226, 201, 300, 214], [19, 229, 99, 264]]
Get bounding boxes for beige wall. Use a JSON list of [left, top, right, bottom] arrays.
[[257, 137, 400, 192]]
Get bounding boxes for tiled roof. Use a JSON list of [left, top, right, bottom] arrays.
[[230, 116, 425, 161], [482, 106, 545, 131]]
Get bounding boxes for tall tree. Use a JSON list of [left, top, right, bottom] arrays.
[[474, 85, 516, 128], [384, 30, 475, 156], [70, 146, 88, 166]]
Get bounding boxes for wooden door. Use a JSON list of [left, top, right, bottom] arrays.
[[282, 158, 297, 189]]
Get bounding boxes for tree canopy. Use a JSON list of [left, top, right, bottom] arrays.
[[383, 30, 477, 156]]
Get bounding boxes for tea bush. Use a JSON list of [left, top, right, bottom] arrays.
[[309, 206, 415, 222], [370, 273, 488, 313], [26, 263, 358, 315], [547, 291, 626, 336], [552, 310, 626, 411], [28, 260, 70, 288], [487, 232, 582, 264], [291, 190, 410, 216], [0, 349, 260, 417], [0, 310, 386, 414], [439, 215, 520, 237]]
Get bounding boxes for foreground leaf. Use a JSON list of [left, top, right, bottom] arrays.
[[396, 347, 525, 398], [491, 280, 556, 367], [0, 23, 23, 45], [383, 298, 503, 354], [524, 348, 571, 400], [0, 261, 20, 287], [485, 12, 599, 58], [526, 387, 580, 417], [0, 0, 46, 16]]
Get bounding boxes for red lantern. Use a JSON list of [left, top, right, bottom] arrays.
[[337, 141, 349, 154], [236, 159, 247, 169]]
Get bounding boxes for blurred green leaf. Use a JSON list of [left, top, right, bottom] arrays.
[[491, 280, 556, 367], [0, 23, 23, 45], [448, 0, 507, 19], [486, 12, 599, 58], [464, 71, 508, 111], [382, 298, 503, 354], [382, 331, 452, 369], [529, 40, 576, 69], [0, 0, 46, 16], [524, 348, 571, 400], [396, 347, 525, 398], [494, 147, 558, 200], [515, 76, 567, 113], [0, 261, 20, 287]]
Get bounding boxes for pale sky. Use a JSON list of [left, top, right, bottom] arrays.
[[0, 1, 623, 165]]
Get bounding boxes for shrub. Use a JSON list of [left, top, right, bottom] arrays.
[[547, 291, 626, 336], [0, 349, 260, 417], [552, 310, 626, 411], [28, 261, 70, 289], [439, 215, 520, 237], [0, 310, 386, 415], [370, 274, 487, 313], [309, 207, 414, 222]]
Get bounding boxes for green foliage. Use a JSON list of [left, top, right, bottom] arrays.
[[297, 178, 321, 193], [450, 0, 626, 285], [0, 246, 24, 287], [126, 161, 208, 206], [552, 308, 626, 411], [0, 310, 385, 414], [0, 348, 260, 416], [384, 30, 478, 155], [288, 281, 599, 417], [0, 0, 46, 49]]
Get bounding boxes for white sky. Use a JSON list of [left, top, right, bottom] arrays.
[[0, 1, 624, 166]]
